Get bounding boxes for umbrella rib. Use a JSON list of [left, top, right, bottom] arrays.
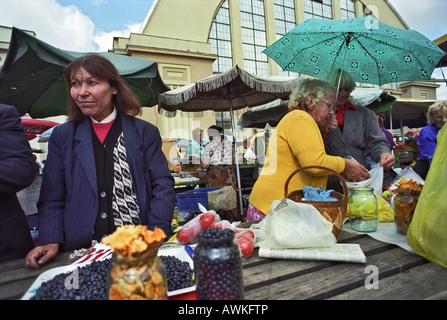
[[279, 34, 343, 71], [346, 34, 384, 84], [353, 33, 440, 83]]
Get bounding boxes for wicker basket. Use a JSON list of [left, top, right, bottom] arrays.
[[284, 166, 348, 239]]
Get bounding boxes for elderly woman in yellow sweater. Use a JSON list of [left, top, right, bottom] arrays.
[[247, 78, 368, 221]]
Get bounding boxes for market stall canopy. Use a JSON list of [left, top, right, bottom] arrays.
[[434, 33, 447, 68], [237, 99, 289, 128], [0, 27, 170, 118], [376, 98, 434, 129], [157, 65, 299, 117], [237, 87, 396, 128], [368, 98, 433, 119]]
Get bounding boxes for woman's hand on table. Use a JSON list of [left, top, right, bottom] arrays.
[[25, 243, 59, 269]]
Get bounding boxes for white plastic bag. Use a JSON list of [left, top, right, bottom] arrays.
[[346, 165, 384, 196], [388, 166, 424, 190], [250, 198, 336, 249]]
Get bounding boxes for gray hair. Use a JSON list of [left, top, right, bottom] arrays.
[[288, 77, 335, 112]]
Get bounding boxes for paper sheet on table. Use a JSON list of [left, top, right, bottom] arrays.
[[342, 222, 415, 253], [258, 243, 366, 264]]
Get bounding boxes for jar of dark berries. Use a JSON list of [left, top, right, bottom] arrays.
[[193, 227, 244, 300]]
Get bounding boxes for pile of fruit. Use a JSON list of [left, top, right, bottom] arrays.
[[31, 254, 193, 300], [176, 211, 255, 258]]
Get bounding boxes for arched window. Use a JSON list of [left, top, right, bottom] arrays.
[[209, 0, 233, 73], [240, 0, 268, 75], [274, 0, 299, 76], [340, 0, 356, 19], [303, 0, 333, 20]]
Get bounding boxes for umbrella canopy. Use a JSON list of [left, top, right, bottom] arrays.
[[158, 65, 298, 116], [263, 16, 446, 86], [0, 28, 170, 118]]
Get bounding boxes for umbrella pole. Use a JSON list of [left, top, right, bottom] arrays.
[[390, 106, 394, 154], [229, 104, 244, 218], [333, 70, 343, 112]]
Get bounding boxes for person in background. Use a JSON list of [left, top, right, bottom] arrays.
[[201, 125, 237, 221], [412, 100, 447, 179], [247, 78, 368, 221], [322, 69, 395, 192], [25, 54, 175, 269], [186, 127, 203, 165], [201, 125, 235, 188], [0, 104, 36, 262], [243, 138, 257, 164], [377, 114, 394, 151]]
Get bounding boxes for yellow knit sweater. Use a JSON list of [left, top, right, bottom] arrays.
[[249, 110, 345, 214]]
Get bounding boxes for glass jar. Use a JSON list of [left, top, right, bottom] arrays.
[[348, 187, 379, 232], [108, 249, 167, 300], [394, 188, 420, 235], [193, 229, 244, 300]]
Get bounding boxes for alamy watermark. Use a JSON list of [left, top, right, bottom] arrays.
[[364, 265, 379, 289], [64, 267, 79, 290]]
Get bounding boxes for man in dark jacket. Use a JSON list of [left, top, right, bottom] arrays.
[[0, 104, 36, 262]]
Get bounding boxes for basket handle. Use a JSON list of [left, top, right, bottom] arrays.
[[283, 165, 348, 214]]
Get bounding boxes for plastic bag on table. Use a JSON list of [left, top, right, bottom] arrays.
[[250, 198, 336, 249], [176, 205, 220, 244], [406, 125, 447, 268], [388, 166, 425, 190], [346, 165, 384, 196], [211, 220, 255, 259]]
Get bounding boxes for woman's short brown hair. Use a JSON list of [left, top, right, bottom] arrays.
[[63, 54, 142, 122]]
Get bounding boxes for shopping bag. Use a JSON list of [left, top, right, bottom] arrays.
[[346, 164, 384, 196], [406, 125, 447, 268], [250, 198, 336, 249]]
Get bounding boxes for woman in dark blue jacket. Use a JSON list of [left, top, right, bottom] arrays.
[[25, 54, 175, 269], [0, 103, 36, 262]]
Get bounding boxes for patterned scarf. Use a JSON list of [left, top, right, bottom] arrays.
[[111, 133, 141, 226]]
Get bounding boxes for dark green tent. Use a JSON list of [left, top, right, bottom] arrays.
[[0, 27, 170, 118]]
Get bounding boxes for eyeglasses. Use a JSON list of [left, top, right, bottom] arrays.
[[338, 88, 352, 94], [434, 114, 447, 121], [322, 100, 335, 109]]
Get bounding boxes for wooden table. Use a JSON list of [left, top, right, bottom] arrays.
[[1, 230, 446, 300]]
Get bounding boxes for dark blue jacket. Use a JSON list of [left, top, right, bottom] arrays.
[[0, 104, 36, 262], [37, 111, 175, 251]]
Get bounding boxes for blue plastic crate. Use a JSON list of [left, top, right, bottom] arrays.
[[176, 187, 221, 212]]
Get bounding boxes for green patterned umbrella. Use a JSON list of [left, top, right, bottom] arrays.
[[263, 16, 446, 85]]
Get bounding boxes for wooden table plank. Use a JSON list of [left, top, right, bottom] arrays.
[[244, 245, 427, 300], [2, 230, 446, 300], [0, 252, 72, 300], [242, 234, 393, 288], [329, 262, 447, 300]]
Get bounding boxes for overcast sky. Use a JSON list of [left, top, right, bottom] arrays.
[[1, 0, 446, 97]]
